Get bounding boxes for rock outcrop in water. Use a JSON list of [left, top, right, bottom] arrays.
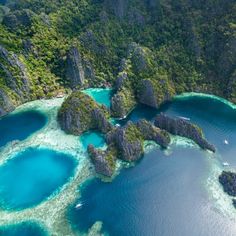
[[58, 91, 111, 135], [219, 171, 236, 197], [106, 121, 144, 161], [88, 144, 117, 177], [137, 119, 170, 148], [154, 113, 216, 152]]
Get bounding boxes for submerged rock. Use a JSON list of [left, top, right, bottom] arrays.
[[219, 171, 236, 197], [154, 113, 216, 152], [137, 119, 170, 148], [88, 144, 117, 177], [106, 121, 144, 162], [58, 91, 111, 135]]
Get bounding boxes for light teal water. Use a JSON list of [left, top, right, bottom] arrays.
[[0, 148, 76, 211], [80, 132, 105, 149], [82, 88, 113, 108]]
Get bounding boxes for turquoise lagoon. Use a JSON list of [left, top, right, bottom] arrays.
[[0, 91, 236, 235], [82, 88, 113, 107], [80, 132, 106, 150], [0, 148, 76, 210]]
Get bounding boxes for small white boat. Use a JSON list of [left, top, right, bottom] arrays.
[[222, 162, 230, 166], [224, 139, 229, 145], [75, 203, 83, 209], [178, 116, 190, 121]]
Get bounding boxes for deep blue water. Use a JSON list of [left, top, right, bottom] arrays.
[[0, 222, 47, 236], [80, 132, 105, 149], [0, 110, 47, 148], [69, 95, 236, 236], [0, 148, 76, 210]]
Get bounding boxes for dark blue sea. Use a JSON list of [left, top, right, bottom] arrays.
[[69, 94, 236, 236]]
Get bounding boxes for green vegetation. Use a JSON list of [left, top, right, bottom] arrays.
[[0, 0, 235, 111], [58, 91, 110, 135], [125, 122, 144, 143]]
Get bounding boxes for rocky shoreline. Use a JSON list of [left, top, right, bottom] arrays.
[[57, 90, 215, 177]]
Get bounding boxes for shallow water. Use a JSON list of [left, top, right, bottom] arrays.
[[69, 94, 236, 236], [0, 148, 76, 210], [0, 110, 47, 148], [0, 222, 47, 236], [83, 88, 113, 108], [80, 132, 105, 150]]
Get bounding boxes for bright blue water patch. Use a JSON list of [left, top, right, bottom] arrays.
[[0, 110, 47, 148], [83, 88, 113, 108], [0, 148, 76, 210], [80, 132, 105, 149], [0, 222, 47, 236], [69, 95, 236, 236]]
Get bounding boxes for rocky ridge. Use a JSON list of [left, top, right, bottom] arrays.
[[154, 113, 216, 152]]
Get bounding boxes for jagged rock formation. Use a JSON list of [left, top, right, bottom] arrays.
[[66, 47, 85, 89], [0, 45, 30, 102], [0, 89, 14, 116], [111, 89, 136, 118], [66, 46, 96, 89], [88, 144, 117, 177], [106, 121, 144, 162], [91, 108, 113, 134], [137, 119, 170, 148], [110, 42, 176, 118], [154, 113, 216, 152], [58, 91, 111, 135], [219, 171, 236, 197]]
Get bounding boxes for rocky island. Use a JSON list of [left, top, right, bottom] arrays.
[[219, 171, 236, 197], [57, 90, 216, 177], [154, 113, 216, 152]]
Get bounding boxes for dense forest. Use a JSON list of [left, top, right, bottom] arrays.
[[0, 0, 235, 116]]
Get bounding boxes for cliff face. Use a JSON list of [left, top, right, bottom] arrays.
[[88, 144, 117, 177], [137, 119, 170, 148], [58, 91, 111, 135], [66, 47, 85, 89], [154, 113, 216, 152], [0, 89, 14, 116], [0, 45, 30, 102], [106, 122, 144, 162], [0, 0, 235, 118]]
